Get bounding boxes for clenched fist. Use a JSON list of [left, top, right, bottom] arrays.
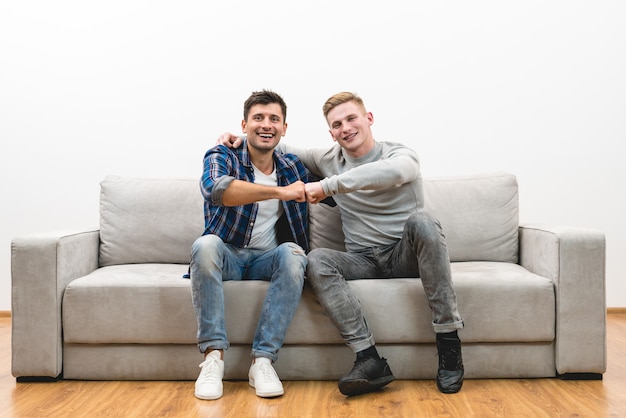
[[305, 182, 326, 204], [281, 181, 307, 202]]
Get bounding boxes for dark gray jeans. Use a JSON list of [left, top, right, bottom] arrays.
[[307, 211, 464, 353]]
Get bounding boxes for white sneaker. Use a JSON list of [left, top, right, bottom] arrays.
[[195, 350, 224, 400], [248, 357, 284, 398]]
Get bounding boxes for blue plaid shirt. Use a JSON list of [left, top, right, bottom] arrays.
[[200, 140, 309, 251]]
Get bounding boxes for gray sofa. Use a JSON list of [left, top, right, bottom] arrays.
[[11, 172, 607, 382]]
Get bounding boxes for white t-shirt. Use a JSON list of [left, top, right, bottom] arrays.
[[247, 163, 283, 250]]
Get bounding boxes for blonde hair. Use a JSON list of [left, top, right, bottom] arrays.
[[322, 92, 366, 120]]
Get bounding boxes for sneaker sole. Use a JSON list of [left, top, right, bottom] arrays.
[[195, 390, 223, 400], [338, 374, 395, 396], [436, 379, 463, 394], [249, 380, 284, 398]]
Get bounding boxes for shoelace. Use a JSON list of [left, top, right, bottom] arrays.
[[353, 356, 376, 368], [348, 356, 380, 377], [439, 344, 462, 370], [258, 361, 278, 383], [198, 357, 221, 383]]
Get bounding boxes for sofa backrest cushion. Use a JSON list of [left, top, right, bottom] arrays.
[[309, 172, 519, 263], [99, 176, 204, 266], [423, 172, 519, 263], [100, 171, 519, 266], [308, 200, 346, 252]]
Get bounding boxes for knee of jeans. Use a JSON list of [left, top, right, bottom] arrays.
[[277, 242, 307, 272], [279, 242, 306, 257], [305, 248, 334, 283], [191, 234, 224, 263], [308, 247, 337, 263], [407, 212, 442, 238]]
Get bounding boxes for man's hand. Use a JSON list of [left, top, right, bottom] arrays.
[[281, 181, 307, 203], [216, 132, 243, 148], [305, 182, 326, 204]]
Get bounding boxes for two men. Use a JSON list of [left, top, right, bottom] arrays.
[[194, 90, 465, 400]]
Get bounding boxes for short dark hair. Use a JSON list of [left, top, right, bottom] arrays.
[[243, 90, 287, 122]]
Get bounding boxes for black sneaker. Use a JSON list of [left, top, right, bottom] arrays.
[[338, 357, 395, 396], [436, 333, 464, 394]]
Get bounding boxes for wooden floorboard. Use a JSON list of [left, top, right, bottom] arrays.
[[2, 314, 626, 417]]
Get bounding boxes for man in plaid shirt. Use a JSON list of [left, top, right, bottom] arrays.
[[190, 90, 309, 401]]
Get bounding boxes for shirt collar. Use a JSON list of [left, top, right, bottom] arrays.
[[241, 137, 284, 171]]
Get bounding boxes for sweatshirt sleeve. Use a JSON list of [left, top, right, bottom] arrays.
[[276, 142, 329, 178], [320, 145, 420, 196]]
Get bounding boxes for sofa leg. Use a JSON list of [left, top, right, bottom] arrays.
[[16, 374, 62, 383], [557, 372, 603, 381]]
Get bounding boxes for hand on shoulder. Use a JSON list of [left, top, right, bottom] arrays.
[[216, 133, 243, 148]]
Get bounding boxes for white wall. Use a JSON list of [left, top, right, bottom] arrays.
[[1, 1, 624, 311]]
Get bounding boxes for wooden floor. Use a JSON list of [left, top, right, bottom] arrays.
[[2, 314, 626, 417]]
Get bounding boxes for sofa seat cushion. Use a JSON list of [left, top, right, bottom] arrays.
[[63, 262, 554, 346], [62, 264, 342, 345], [362, 262, 555, 344], [63, 264, 195, 344]]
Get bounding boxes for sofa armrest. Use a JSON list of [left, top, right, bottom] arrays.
[[518, 224, 606, 376], [11, 230, 100, 380]]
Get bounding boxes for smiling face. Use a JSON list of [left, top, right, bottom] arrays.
[[241, 103, 288, 153], [326, 100, 375, 158]]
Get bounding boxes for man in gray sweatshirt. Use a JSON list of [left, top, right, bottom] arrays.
[[218, 91, 464, 397]]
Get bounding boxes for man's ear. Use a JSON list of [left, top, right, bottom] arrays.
[[241, 119, 247, 134]]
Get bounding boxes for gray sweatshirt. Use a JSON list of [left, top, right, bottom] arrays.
[[280, 141, 424, 252]]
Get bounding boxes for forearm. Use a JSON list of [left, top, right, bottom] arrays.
[[321, 155, 418, 196], [222, 180, 285, 206]]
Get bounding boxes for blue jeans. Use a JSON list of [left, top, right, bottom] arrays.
[[190, 234, 307, 362], [307, 211, 464, 353]]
